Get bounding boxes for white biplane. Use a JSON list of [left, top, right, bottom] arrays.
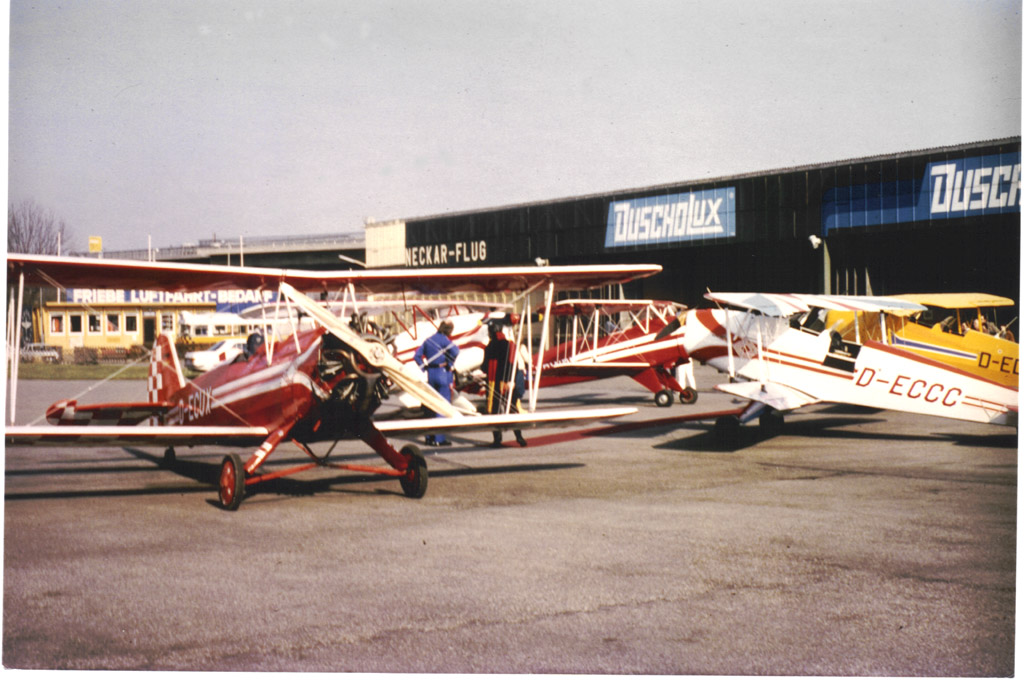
[[661, 292, 1018, 443]]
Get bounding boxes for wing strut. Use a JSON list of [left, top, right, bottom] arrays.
[[529, 281, 555, 412], [726, 307, 735, 379], [505, 305, 526, 414], [9, 271, 25, 424]]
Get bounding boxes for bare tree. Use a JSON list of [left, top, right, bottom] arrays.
[[8, 199, 73, 254]]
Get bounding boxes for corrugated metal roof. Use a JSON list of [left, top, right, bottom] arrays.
[[395, 136, 1022, 224]]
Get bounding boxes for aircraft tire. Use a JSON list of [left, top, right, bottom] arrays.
[[162, 447, 176, 467], [400, 445, 428, 499], [679, 388, 698, 405], [218, 453, 246, 511], [654, 390, 674, 408]]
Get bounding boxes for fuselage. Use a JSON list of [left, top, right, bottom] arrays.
[[164, 328, 339, 438], [537, 317, 689, 386], [682, 307, 1018, 425]]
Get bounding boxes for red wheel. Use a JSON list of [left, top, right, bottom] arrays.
[[679, 387, 698, 404], [219, 453, 246, 511], [399, 445, 428, 498]]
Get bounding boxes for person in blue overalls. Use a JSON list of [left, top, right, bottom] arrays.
[[414, 319, 459, 446]]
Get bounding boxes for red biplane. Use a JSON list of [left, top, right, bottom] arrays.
[[383, 299, 695, 413], [6, 254, 660, 509], [528, 298, 695, 407]]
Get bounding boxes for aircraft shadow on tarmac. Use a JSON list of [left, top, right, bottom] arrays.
[[648, 415, 1018, 454], [4, 445, 584, 505]]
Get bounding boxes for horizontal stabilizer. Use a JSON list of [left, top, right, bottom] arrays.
[[714, 381, 819, 413], [375, 406, 637, 437], [46, 399, 172, 426]]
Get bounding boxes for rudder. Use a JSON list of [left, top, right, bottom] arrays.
[[149, 333, 185, 403]]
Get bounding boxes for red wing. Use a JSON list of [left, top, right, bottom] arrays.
[[9, 254, 660, 295]]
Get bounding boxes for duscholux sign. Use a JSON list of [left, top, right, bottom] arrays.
[[823, 152, 1021, 232], [605, 187, 736, 248]]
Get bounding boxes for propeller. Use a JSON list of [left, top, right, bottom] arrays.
[[653, 313, 684, 342], [278, 283, 462, 418]]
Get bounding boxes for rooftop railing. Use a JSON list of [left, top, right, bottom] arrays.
[[71, 232, 365, 261]]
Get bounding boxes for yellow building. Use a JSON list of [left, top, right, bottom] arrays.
[[35, 286, 277, 361], [40, 301, 215, 357]]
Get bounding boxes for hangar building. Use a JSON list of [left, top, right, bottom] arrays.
[[367, 138, 1020, 316]]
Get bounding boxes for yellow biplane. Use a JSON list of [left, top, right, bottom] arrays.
[[826, 293, 1018, 388]]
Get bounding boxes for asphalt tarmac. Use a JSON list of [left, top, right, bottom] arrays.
[[3, 366, 1017, 674]]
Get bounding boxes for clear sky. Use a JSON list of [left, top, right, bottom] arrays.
[[7, 0, 1022, 253]]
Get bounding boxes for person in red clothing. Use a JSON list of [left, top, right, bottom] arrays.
[[482, 322, 527, 447]]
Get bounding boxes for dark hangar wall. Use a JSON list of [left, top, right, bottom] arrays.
[[404, 138, 1021, 308]]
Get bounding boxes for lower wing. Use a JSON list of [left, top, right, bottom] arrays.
[[6, 408, 635, 446], [6, 425, 270, 447], [375, 406, 637, 437], [714, 381, 820, 413]]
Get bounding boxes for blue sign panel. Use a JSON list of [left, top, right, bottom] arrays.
[[606, 187, 736, 248], [822, 152, 1020, 233]]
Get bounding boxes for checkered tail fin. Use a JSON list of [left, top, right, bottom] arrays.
[[149, 333, 185, 404]]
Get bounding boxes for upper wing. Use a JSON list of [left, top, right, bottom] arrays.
[[895, 292, 1015, 309], [8, 254, 661, 295], [547, 299, 686, 316], [549, 299, 647, 316], [705, 292, 927, 316]]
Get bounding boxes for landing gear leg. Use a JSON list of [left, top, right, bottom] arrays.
[[357, 417, 430, 499]]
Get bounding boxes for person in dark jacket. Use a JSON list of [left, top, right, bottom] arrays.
[[482, 322, 527, 447]]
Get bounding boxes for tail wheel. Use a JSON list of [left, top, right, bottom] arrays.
[[654, 389, 674, 408], [679, 388, 698, 404], [399, 445, 428, 499], [219, 453, 246, 511]]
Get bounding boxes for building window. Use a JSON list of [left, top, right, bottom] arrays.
[[88, 314, 101, 333], [125, 314, 138, 334], [49, 314, 64, 334], [69, 315, 83, 334], [161, 313, 175, 336], [106, 313, 120, 333]]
